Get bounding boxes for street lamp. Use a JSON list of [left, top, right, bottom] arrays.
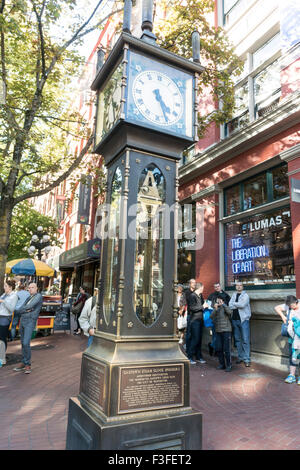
[[27, 226, 53, 260]]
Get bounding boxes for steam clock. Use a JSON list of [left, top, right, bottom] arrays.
[[66, 0, 204, 450]]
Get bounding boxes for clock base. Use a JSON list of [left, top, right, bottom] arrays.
[[66, 397, 202, 450]]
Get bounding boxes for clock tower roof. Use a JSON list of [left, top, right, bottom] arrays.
[[91, 32, 204, 92]]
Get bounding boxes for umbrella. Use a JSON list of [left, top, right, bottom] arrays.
[[5, 258, 55, 277]]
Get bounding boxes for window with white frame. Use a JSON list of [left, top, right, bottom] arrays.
[[224, 33, 281, 137], [223, 0, 249, 26]]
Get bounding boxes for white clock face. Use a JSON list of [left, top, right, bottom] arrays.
[[132, 70, 184, 126]]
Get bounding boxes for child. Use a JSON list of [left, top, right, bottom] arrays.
[[287, 312, 300, 385], [275, 295, 300, 384], [210, 295, 233, 372]]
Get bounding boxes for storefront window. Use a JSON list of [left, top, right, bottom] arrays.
[[225, 207, 294, 287], [103, 167, 122, 324], [178, 203, 196, 284], [243, 173, 267, 210], [224, 164, 288, 216], [225, 185, 241, 215], [272, 165, 289, 200], [134, 164, 165, 326]]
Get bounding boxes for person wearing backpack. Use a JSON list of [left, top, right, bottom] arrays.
[[275, 295, 300, 384], [79, 287, 98, 347]]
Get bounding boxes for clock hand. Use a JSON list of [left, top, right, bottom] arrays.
[[153, 89, 170, 122]]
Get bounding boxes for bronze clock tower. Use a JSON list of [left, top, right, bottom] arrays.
[[66, 0, 204, 450]]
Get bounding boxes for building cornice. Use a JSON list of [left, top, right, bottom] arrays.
[[179, 91, 300, 185], [279, 143, 300, 162], [191, 184, 221, 201]]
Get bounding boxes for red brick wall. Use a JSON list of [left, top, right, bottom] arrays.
[[195, 194, 220, 297], [179, 124, 300, 200], [281, 57, 300, 99], [288, 157, 300, 297]]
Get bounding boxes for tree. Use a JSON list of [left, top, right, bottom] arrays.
[[155, 0, 244, 136], [7, 201, 60, 261], [0, 0, 242, 290], [0, 0, 122, 289]]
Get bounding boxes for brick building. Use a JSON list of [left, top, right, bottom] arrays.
[[178, 0, 300, 367]]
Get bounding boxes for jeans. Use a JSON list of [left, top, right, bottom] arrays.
[[10, 311, 21, 340], [87, 335, 94, 347], [210, 324, 216, 350], [232, 319, 251, 362], [187, 318, 204, 360], [215, 331, 232, 367], [19, 313, 38, 366]]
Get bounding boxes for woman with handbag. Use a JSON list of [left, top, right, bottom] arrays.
[[72, 286, 89, 335], [275, 295, 300, 384]]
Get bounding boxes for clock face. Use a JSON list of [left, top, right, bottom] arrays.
[[127, 52, 194, 139], [132, 70, 184, 127]]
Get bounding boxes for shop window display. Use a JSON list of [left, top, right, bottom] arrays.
[[224, 163, 289, 216], [272, 165, 289, 200], [225, 207, 294, 287], [243, 173, 267, 210], [177, 203, 196, 284], [225, 185, 241, 215]]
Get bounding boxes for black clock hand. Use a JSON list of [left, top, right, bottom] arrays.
[[153, 89, 170, 122]]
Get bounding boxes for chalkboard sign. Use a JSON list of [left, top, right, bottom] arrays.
[[54, 307, 70, 331]]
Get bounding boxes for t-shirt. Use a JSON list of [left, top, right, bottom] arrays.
[[279, 302, 300, 319], [232, 293, 241, 321]]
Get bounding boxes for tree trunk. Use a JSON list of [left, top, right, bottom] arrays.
[[0, 201, 13, 294]]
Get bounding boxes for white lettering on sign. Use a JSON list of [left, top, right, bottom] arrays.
[[249, 212, 290, 232]]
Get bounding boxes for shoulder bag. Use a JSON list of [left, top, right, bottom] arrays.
[[281, 309, 291, 337]]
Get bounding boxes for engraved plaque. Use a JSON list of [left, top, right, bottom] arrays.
[[80, 356, 106, 410], [118, 363, 184, 414]]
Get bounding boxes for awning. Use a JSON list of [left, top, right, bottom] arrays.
[[59, 238, 101, 270]]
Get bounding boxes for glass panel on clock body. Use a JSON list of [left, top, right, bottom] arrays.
[[134, 164, 165, 327], [95, 61, 123, 145], [103, 167, 122, 325]]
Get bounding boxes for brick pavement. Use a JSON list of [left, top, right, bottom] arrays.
[[0, 332, 299, 450]]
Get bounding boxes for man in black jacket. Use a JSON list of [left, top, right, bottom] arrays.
[[184, 279, 196, 356], [187, 282, 208, 365]]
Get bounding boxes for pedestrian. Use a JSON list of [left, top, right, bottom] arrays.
[[79, 287, 98, 347], [0, 280, 18, 367], [176, 284, 187, 345], [210, 295, 233, 372], [13, 282, 43, 374], [207, 282, 230, 356], [229, 282, 252, 367], [187, 282, 208, 365], [10, 283, 30, 340], [72, 286, 89, 335], [184, 278, 196, 355], [275, 295, 300, 384]]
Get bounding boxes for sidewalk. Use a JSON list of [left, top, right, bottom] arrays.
[[0, 332, 299, 450]]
